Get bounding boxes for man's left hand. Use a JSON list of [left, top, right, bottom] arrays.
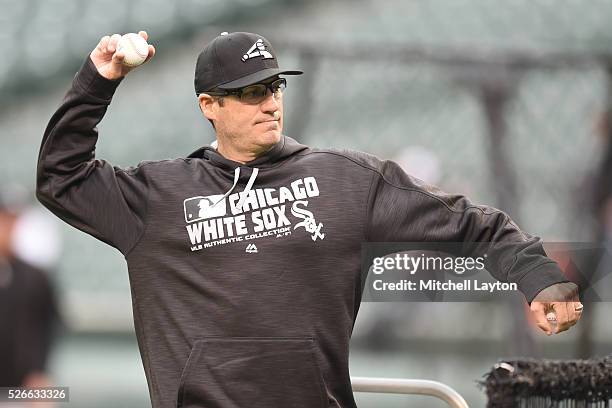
[[530, 282, 582, 335]]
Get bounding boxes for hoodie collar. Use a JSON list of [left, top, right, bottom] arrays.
[[186, 135, 309, 171], [186, 135, 309, 213]]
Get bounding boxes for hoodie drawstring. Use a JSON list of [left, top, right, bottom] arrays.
[[212, 167, 259, 211], [237, 167, 259, 210]]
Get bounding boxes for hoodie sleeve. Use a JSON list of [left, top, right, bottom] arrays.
[[36, 56, 148, 256], [365, 160, 568, 303]]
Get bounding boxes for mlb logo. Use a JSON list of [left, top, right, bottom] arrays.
[[184, 195, 227, 223]]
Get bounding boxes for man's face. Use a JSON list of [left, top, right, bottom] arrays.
[[202, 76, 284, 154]]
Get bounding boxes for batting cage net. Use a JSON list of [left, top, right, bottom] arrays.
[[482, 356, 612, 407]]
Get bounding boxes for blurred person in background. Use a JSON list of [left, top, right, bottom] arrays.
[[0, 193, 60, 393], [36, 30, 584, 408]]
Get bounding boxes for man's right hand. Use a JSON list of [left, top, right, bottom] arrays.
[[90, 31, 155, 80]]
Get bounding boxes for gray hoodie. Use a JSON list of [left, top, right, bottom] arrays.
[[36, 57, 568, 408]]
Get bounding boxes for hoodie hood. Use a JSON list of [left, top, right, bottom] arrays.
[[186, 135, 309, 170]]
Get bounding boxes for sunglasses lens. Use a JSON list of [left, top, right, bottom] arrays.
[[239, 79, 287, 103], [272, 79, 286, 97], [241, 85, 267, 103]]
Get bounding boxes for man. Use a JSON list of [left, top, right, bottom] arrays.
[[36, 31, 582, 408], [0, 194, 59, 396]]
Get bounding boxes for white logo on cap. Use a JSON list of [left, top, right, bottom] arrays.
[[241, 39, 274, 62]]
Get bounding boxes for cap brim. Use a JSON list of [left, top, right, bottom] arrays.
[[217, 68, 303, 89]]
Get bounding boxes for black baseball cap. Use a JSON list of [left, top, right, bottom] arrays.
[[194, 32, 302, 95]]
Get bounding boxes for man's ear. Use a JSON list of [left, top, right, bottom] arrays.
[[198, 94, 218, 121]]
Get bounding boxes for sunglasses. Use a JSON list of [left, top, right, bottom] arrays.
[[204, 78, 287, 105]]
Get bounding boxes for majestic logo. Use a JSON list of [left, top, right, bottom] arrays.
[[245, 243, 258, 253], [241, 39, 274, 62]]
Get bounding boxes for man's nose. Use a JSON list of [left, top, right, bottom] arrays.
[[260, 89, 280, 113]]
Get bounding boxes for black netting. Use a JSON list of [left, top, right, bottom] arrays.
[[481, 356, 612, 407]]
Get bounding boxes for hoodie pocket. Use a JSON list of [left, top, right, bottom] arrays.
[[177, 337, 328, 408]]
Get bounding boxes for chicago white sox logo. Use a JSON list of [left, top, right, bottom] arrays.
[[291, 201, 325, 241], [241, 39, 274, 62], [183, 177, 325, 251]]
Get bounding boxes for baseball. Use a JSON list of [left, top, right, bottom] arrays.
[[117, 33, 149, 67]]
